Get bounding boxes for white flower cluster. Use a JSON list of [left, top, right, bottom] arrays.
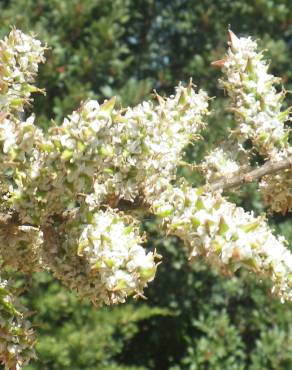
[[8, 83, 209, 224], [151, 183, 292, 301], [0, 113, 43, 219], [0, 28, 45, 114], [217, 30, 290, 159], [211, 31, 292, 214], [42, 209, 158, 306], [0, 279, 36, 370], [0, 115, 39, 157], [0, 29, 45, 217], [201, 143, 249, 183]]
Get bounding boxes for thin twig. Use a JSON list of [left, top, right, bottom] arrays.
[[209, 156, 292, 191]]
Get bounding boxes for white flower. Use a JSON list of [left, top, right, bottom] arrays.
[[218, 30, 289, 158], [152, 183, 292, 301]]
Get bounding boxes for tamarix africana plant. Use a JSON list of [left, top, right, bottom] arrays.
[[0, 29, 291, 369]]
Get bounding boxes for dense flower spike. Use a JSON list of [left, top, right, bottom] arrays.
[[0, 114, 43, 204], [7, 84, 209, 224], [42, 209, 158, 306], [216, 30, 290, 159], [151, 183, 292, 302], [0, 28, 45, 114], [0, 279, 36, 369]]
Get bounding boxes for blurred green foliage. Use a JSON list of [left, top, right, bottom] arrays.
[[0, 0, 291, 369], [19, 272, 169, 370]]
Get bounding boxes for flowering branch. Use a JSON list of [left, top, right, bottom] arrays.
[[0, 28, 292, 369]]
